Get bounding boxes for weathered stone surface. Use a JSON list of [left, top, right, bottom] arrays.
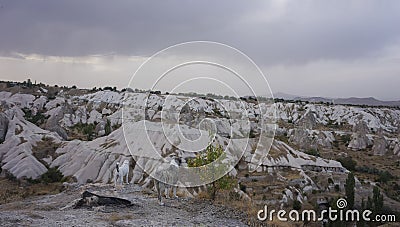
[[0, 113, 9, 143], [297, 111, 317, 129], [394, 143, 400, 156], [45, 104, 71, 140], [372, 129, 388, 156], [348, 119, 371, 150]]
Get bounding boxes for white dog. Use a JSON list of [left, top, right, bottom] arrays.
[[114, 160, 130, 187], [154, 158, 180, 205]]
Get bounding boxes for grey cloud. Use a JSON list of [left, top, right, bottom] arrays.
[[1, 0, 400, 100], [1, 1, 399, 64]]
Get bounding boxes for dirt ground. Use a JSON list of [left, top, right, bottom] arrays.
[[0, 183, 248, 226]]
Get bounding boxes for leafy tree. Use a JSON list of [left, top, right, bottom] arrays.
[[187, 143, 236, 200], [345, 172, 355, 209]]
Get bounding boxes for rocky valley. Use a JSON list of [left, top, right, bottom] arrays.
[[0, 81, 399, 226]]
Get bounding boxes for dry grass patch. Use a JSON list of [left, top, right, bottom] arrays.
[[106, 213, 133, 222], [0, 177, 64, 205]]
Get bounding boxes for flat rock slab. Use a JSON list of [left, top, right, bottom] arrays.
[[74, 190, 133, 208]]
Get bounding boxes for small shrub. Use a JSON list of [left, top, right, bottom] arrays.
[[228, 191, 241, 200], [5, 170, 17, 182], [305, 149, 320, 157], [239, 183, 247, 193], [293, 200, 302, 210], [337, 156, 357, 171], [378, 170, 394, 184], [341, 134, 352, 145], [40, 167, 64, 183], [334, 184, 340, 192]]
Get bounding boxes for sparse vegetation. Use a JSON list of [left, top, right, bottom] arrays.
[[340, 134, 352, 145], [71, 123, 96, 140], [188, 143, 237, 200], [32, 136, 60, 166], [292, 200, 302, 210], [22, 108, 48, 126], [305, 148, 320, 157], [40, 167, 65, 183]]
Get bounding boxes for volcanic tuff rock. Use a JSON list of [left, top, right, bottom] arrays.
[[0, 89, 399, 184], [372, 129, 388, 156], [348, 119, 371, 150], [0, 112, 9, 143]]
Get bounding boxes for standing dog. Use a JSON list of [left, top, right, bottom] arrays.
[[154, 158, 180, 205], [114, 160, 130, 187]]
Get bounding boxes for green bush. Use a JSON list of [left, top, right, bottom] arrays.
[[341, 134, 352, 145], [22, 108, 48, 126], [5, 170, 17, 182], [305, 149, 320, 157], [73, 123, 96, 140], [293, 200, 302, 210], [378, 170, 394, 184], [334, 184, 340, 192], [40, 167, 64, 183], [239, 183, 247, 192], [337, 156, 357, 171]]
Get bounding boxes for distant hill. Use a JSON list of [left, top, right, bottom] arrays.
[[274, 92, 400, 107]]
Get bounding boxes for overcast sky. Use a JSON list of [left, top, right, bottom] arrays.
[[0, 1, 400, 100]]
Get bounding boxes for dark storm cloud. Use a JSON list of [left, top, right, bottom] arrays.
[[1, 1, 400, 100], [1, 0, 400, 64], [0, 1, 260, 56]]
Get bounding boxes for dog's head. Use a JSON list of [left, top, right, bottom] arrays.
[[123, 160, 129, 165]]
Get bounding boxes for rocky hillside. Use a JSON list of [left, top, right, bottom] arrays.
[[1, 81, 400, 214]]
